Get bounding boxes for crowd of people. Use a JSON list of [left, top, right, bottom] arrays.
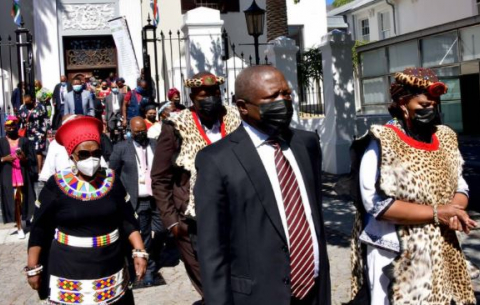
[[0, 65, 478, 305]]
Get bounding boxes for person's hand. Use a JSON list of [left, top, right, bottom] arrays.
[[16, 151, 26, 161], [2, 154, 15, 163], [27, 275, 41, 290], [437, 204, 477, 234], [133, 257, 147, 281], [170, 223, 188, 238], [122, 120, 127, 128]]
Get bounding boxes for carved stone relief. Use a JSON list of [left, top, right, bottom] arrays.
[[61, 3, 115, 31]]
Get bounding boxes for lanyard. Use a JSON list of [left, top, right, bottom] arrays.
[[191, 110, 226, 145], [134, 145, 149, 172]]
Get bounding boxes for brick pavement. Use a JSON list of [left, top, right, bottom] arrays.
[[0, 175, 478, 304]]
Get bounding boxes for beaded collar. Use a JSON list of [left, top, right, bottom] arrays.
[[55, 168, 115, 201]]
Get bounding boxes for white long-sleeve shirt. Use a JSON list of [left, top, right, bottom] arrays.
[[359, 139, 469, 252]]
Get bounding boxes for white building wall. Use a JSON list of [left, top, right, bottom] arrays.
[[349, 2, 393, 42], [287, 0, 328, 49], [396, 0, 476, 35]]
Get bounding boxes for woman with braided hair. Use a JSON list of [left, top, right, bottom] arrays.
[[349, 67, 477, 305]]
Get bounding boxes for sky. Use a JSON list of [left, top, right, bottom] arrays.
[[326, 0, 334, 4]]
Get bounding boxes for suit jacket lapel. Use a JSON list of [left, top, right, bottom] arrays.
[[127, 139, 139, 177], [289, 133, 323, 240], [231, 126, 287, 244]]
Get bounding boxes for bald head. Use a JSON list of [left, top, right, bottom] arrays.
[[235, 65, 293, 136], [130, 116, 146, 131], [235, 66, 284, 102]]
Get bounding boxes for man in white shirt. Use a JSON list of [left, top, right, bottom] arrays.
[[194, 66, 331, 305], [109, 117, 165, 287]]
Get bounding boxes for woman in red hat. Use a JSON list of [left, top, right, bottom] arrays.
[[26, 116, 147, 304]]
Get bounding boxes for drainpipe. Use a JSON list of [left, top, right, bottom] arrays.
[[385, 0, 397, 36]]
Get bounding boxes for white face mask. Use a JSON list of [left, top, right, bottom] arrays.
[[76, 157, 101, 177]]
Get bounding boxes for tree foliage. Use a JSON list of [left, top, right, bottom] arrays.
[[298, 48, 322, 88], [332, 0, 354, 8]]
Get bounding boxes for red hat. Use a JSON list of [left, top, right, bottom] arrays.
[[56, 116, 103, 155], [167, 87, 180, 100]]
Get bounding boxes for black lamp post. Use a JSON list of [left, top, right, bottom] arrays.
[[244, 0, 265, 65]]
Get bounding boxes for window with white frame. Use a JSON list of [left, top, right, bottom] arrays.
[[379, 11, 391, 39], [360, 19, 370, 42]]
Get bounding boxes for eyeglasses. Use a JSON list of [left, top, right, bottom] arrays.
[[75, 149, 102, 161]]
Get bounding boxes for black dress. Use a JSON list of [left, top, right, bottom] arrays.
[[0, 136, 37, 223], [28, 168, 139, 304]]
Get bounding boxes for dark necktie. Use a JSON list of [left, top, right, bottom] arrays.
[[270, 140, 315, 299]]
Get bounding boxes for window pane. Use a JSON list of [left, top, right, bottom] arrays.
[[361, 48, 387, 77], [439, 78, 463, 132], [362, 77, 387, 105], [421, 31, 459, 67], [460, 25, 480, 61], [388, 41, 418, 73]]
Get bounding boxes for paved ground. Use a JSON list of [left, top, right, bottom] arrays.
[[1, 135, 480, 304]]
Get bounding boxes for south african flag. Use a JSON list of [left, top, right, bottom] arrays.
[[150, 0, 160, 26], [11, 0, 21, 26]]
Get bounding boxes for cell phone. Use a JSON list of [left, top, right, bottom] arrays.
[[15, 148, 22, 155]]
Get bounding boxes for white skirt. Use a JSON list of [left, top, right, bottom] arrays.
[[366, 245, 397, 305]]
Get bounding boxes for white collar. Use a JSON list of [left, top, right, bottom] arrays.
[[242, 121, 269, 148]]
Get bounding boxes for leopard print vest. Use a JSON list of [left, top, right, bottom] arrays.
[[370, 124, 475, 305], [169, 106, 241, 218]]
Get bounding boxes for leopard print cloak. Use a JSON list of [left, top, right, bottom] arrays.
[[169, 106, 241, 218], [350, 124, 476, 305]]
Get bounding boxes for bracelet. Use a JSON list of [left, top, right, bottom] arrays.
[[433, 205, 440, 226], [24, 265, 43, 277], [132, 249, 149, 260]]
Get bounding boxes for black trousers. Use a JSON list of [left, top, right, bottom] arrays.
[[137, 197, 167, 280]]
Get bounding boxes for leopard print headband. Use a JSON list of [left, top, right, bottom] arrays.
[[184, 74, 225, 88], [392, 68, 448, 99]]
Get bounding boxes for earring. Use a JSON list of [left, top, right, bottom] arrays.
[[71, 164, 79, 175]]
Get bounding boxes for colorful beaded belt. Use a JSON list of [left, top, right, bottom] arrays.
[[54, 229, 119, 248], [48, 268, 128, 304]]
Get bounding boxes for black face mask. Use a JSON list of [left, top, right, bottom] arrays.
[[6, 129, 19, 139], [25, 103, 34, 110], [411, 108, 437, 128], [197, 96, 222, 118], [146, 115, 157, 123], [258, 99, 294, 136], [133, 131, 148, 146]]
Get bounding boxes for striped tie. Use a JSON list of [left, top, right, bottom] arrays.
[[271, 141, 315, 299]]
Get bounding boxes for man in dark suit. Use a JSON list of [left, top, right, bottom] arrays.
[[64, 77, 95, 116], [194, 66, 331, 305], [109, 117, 165, 286], [52, 75, 72, 130], [104, 82, 124, 139]]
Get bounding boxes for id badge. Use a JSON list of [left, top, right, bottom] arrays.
[[139, 177, 146, 184]]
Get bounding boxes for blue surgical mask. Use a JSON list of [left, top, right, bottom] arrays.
[[73, 85, 83, 92], [112, 88, 119, 94], [136, 86, 146, 94], [61, 82, 66, 86]]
